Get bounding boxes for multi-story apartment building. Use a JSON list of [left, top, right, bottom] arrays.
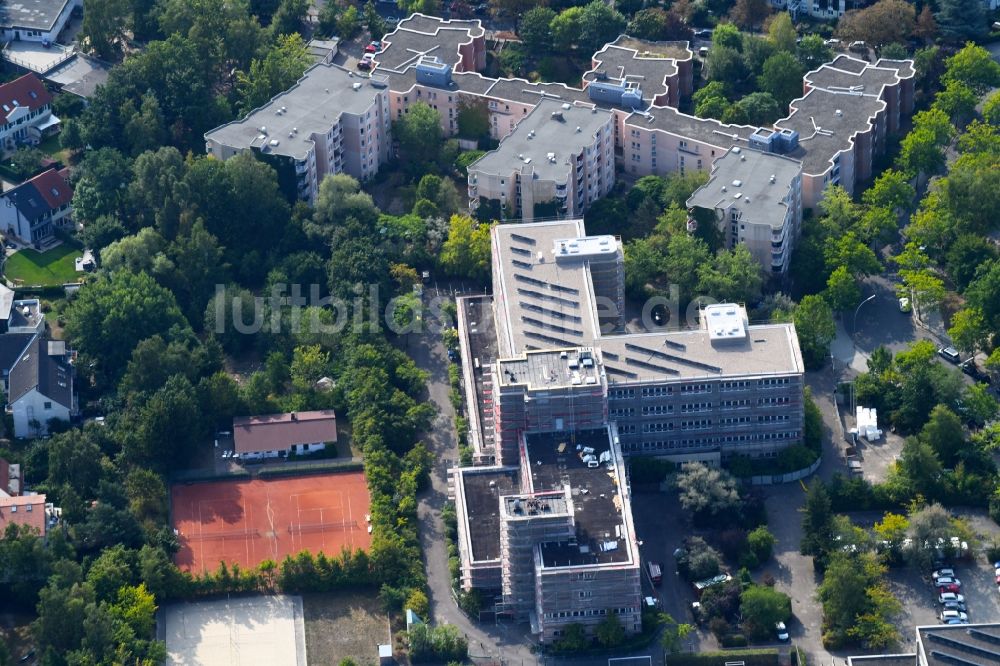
[[450, 218, 804, 641], [467, 100, 615, 220], [204, 63, 391, 203], [687, 146, 803, 274]]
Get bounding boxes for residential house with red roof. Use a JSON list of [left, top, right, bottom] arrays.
[[233, 410, 338, 460], [0, 74, 58, 152], [0, 167, 73, 246], [0, 493, 51, 536]]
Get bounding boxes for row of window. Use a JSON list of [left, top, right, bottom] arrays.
[[625, 430, 801, 451]]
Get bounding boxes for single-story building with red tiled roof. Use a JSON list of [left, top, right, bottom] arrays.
[[232, 410, 337, 460]]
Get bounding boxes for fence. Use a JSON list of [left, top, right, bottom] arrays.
[[747, 456, 821, 486]]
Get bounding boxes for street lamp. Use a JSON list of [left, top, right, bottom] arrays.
[[852, 293, 877, 345]]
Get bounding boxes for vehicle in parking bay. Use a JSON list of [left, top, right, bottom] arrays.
[[938, 582, 962, 594], [776, 622, 789, 642], [938, 346, 961, 364], [939, 591, 965, 604], [940, 609, 968, 622], [932, 568, 956, 581], [935, 576, 962, 588], [942, 600, 967, 613]]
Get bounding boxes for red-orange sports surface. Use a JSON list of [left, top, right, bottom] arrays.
[[171, 472, 372, 574]]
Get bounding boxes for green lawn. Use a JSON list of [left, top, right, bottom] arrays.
[[4, 246, 82, 287], [36, 134, 70, 165]]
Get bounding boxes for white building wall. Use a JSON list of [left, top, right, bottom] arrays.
[[12, 388, 70, 439], [0, 0, 81, 42]]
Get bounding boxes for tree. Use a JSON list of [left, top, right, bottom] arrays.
[[935, 0, 986, 42], [65, 270, 191, 387], [236, 33, 311, 115], [906, 503, 963, 569], [767, 12, 796, 52], [291, 345, 331, 392], [793, 295, 835, 370], [733, 92, 781, 125], [759, 52, 805, 108], [729, 0, 770, 30], [696, 245, 763, 304], [551, 7, 584, 51], [935, 80, 977, 121], [713, 23, 743, 51], [920, 404, 966, 464], [914, 6, 937, 44], [676, 462, 741, 522], [678, 537, 723, 580], [80, 0, 130, 60], [747, 525, 776, 563], [897, 435, 944, 498], [519, 7, 556, 51], [270, 0, 308, 36], [873, 513, 909, 551], [660, 613, 694, 654], [984, 91, 1000, 127], [7, 147, 44, 181], [801, 481, 834, 557], [394, 102, 442, 167], [740, 585, 791, 640], [440, 215, 491, 281], [337, 5, 361, 39], [898, 127, 946, 177], [628, 8, 669, 41], [797, 35, 832, 70], [706, 46, 749, 87], [578, 1, 626, 53], [595, 611, 625, 647], [364, 1, 387, 39], [942, 43, 1000, 95], [962, 383, 998, 428], [123, 374, 205, 471], [835, 0, 915, 47], [948, 308, 988, 355], [455, 97, 490, 142]]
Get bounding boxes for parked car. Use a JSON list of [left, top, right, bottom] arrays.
[[939, 591, 965, 604], [365, 41, 382, 53], [775, 622, 789, 642], [932, 568, 956, 581], [693, 29, 712, 38], [939, 582, 962, 594], [849, 40, 866, 52], [945, 618, 969, 625], [938, 347, 961, 364], [824, 38, 841, 46], [942, 600, 967, 613], [961, 360, 991, 384], [935, 576, 962, 588], [940, 609, 968, 622]]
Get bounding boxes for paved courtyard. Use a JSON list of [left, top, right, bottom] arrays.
[[162, 595, 307, 666]]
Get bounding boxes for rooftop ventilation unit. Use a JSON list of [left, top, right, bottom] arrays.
[[575, 126, 581, 132], [732, 180, 742, 187], [769, 174, 776, 183], [352, 82, 363, 90], [836, 109, 843, 116], [551, 111, 563, 121], [562, 103, 571, 110]]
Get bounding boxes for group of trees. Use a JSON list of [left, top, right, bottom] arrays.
[[694, 18, 821, 126], [694, 572, 791, 647], [518, 1, 628, 54]]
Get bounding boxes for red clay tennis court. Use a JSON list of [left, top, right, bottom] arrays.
[[171, 472, 372, 574]]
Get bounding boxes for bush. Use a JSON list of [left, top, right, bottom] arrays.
[[408, 624, 468, 663], [406, 589, 429, 618], [677, 537, 722, 581], [721, 633, 749, 648]]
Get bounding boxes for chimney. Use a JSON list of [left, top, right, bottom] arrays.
[[290, 412, 297, 421]]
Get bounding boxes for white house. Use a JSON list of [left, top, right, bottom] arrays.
[[7, 336, 76, 439], [0, 0, 81, 44], [0, 74, 60, 153], [0, 168, 73, 247], [232, 410, 338, 460]]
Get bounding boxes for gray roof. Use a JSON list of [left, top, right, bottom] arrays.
[[805, 58, 904, 96], [624, 106, 758, 147], [0, 333, 35, 375], [458, 466, 520, 561], [776, 87, 885, 174], [376, 14, 483, 73], [8, 336, 73, 406], [526, 428, 636, 567], [917, 623, 1000, 666], [204, 63, 387, 162], [584, 37, 690, 105], [0, 0, 72, 32], [482, 77, 591, 108], [687, 147, 802, 230], [491, 219, 804, 379], [875, 58, 915, 79], [44, 54, 111, 99], [469, 99, 613, 182]]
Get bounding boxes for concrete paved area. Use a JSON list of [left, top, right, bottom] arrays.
[[162, 595, 307, 666]]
